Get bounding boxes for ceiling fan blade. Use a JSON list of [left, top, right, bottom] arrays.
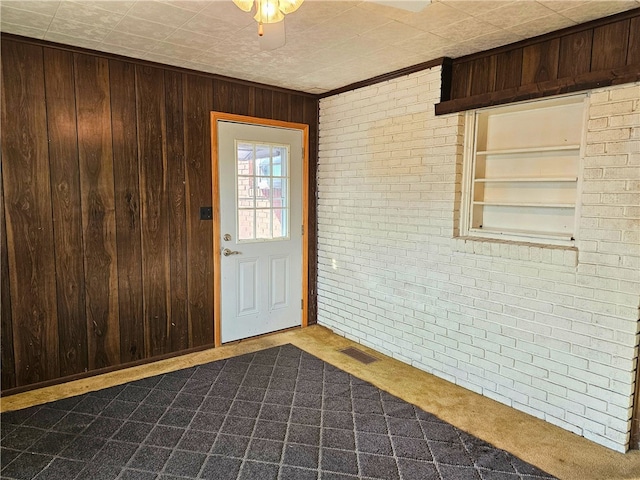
[[367, 0, 431, 12], [259, 21, 286, 51]]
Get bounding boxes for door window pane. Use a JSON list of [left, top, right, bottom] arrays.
[[237, 175, 254, 208], [256, 145, 271, 175], [235, 141, 290, 241], [272, 209, 285, 238], [256, 209, 272, 239], [255, 177, 272, 208], [238, 209, 254, 241], [237, 142, 254, 175], [273, 178, 287, 208], [273, 146, 287, 176]]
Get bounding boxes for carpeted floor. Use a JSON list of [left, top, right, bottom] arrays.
[[0, 344, 556, 480]]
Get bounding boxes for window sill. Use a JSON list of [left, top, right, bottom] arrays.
[[452, 236, 578, 267]]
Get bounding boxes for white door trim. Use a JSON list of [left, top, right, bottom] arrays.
[[210, 112, 309, 347]]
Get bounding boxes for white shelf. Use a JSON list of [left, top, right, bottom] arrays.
[[470, 227, 574, 241], [476, 145, 580, 156], [473, 201, 575, 208], [474, 177, 578, 183]]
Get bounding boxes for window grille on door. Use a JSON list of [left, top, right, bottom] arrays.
[[236, 141, 290, 242]]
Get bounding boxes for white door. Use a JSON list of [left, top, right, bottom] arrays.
[[217, 120, 303, 343]]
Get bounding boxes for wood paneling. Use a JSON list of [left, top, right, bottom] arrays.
[[451, 57, 503, 97], [439, 58, 453, 103], [628, 17, 640, 65], [273, 91, 290, 120], [558, 30, 593, 78], [110, 59, 145, 363], [289, 94, 304, 124], [230, 83, 251, 116], [43, 48, 88, 378], [469, 56, 496, 96], [213, 79, 230, 113], [439, 63, 640, 115], [1, 40, 60, 386], [451, 62, 471, 99], [254, 88, 273, 118], [0, 154, 16, 390], [494, 49, 523, 91], [438, 8, 640, 114], [183, 74, 215, 349], [136, 65, 171, 357], [521, 38, 560, 84], [164, 70, 189, 353], [74, 53, 120, 370], [591, 20, 630, 71], [0, 34, 319, 393]]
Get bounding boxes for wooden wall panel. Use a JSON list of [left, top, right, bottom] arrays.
[[110, 59, 145, 363], [450, 62, 471, 99], [74, 53, 120, 370], [558, 30, 593, 78], [628, 17, 640, 65], [273, 91, 291, 120], [183, 74, 215, 348], [254, 88, 273, 118], [1, 40, 60, 386], [0, 155, 16, 389], [591, 20, 630, 71], [213, 79, 231, 113], [469, 56, 496, 96], [230, 83, 251, 116], [521, 38, 560, 84], [494, 49, 523, 91], [43, 48, 88, 377], [136, 65, 171, 357], [437, 8, 640, 114], [164, 70, 189, 352], [290, 95, 305, 124], [0, 34, 319, 393]]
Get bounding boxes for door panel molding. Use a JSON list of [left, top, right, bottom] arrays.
[[269, 255, 290, 311], [237, 257, 259, 316], [211, 112, 309, 347]]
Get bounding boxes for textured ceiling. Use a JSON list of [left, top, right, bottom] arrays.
[[1, 0, 639, 93]]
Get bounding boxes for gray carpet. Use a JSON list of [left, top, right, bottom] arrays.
[[0, 344, 556, 480]]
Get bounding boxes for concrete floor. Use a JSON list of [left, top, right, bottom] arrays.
[[2, 325, 639, 480]]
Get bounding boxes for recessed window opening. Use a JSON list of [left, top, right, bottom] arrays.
[[461, 94, 587, 246]]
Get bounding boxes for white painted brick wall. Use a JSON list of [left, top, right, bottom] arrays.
[[317, 69, 640, 453]]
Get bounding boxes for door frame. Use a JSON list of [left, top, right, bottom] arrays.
[[210, 112, 309, 347]]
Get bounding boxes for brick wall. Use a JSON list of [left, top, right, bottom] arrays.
[[317, 67, 640, 452]]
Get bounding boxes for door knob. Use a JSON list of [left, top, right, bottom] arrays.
[[223, 248, 241, 256]]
